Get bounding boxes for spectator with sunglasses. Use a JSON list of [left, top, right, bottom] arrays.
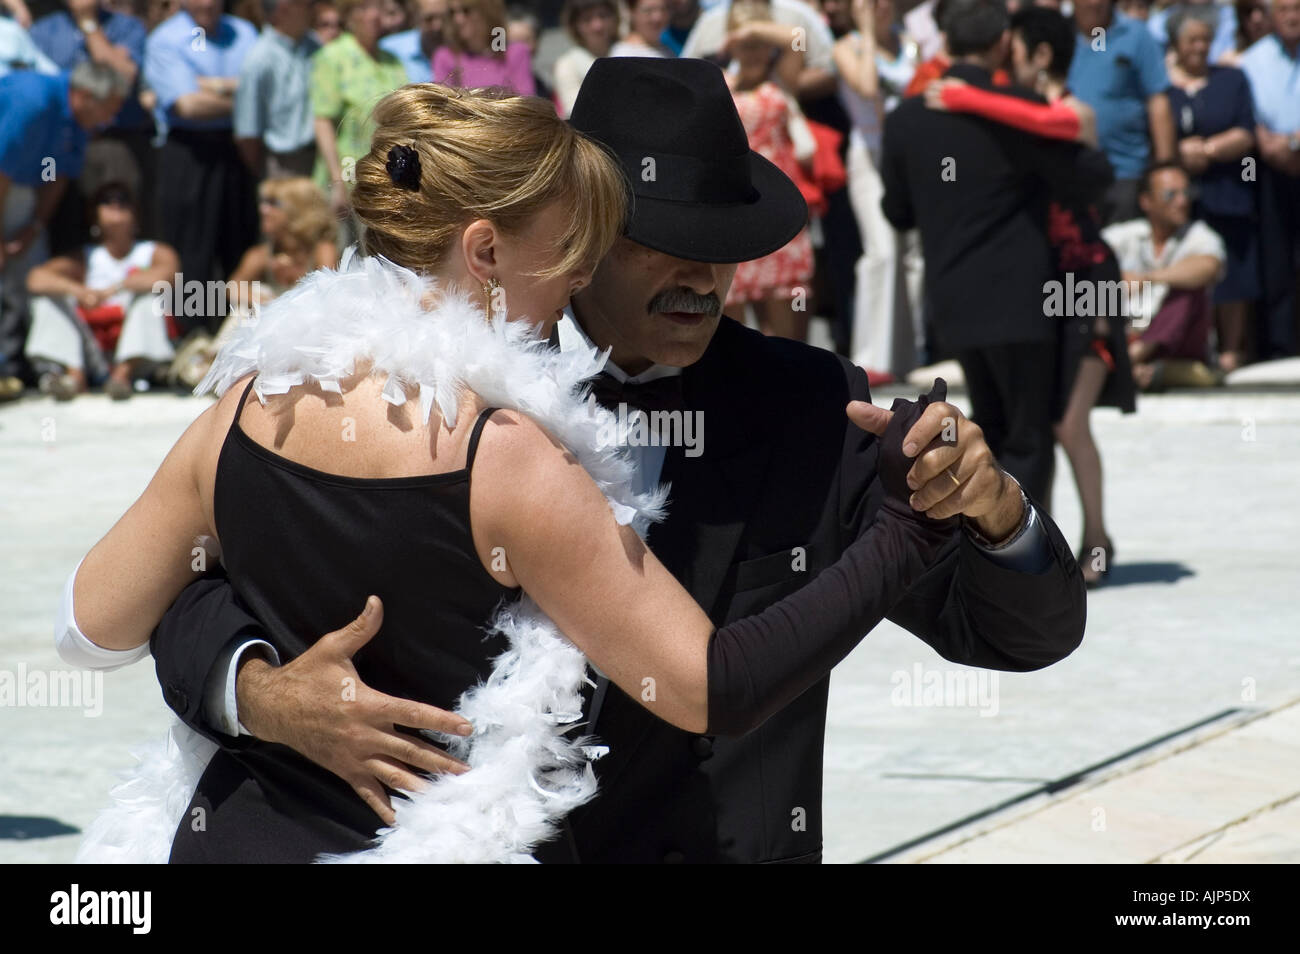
[[1102, 160, 1227, 391]]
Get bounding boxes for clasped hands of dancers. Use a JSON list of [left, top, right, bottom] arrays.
[[59, 58, 1085, 864]]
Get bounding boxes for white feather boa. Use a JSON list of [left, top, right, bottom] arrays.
[[76, 251, 668, 864]]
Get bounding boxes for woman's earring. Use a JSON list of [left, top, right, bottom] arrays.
[[481, 277, 502, 320]]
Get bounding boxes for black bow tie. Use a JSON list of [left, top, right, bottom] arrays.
[[590, 372, 686, 414]]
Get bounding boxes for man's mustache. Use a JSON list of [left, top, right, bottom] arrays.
[[647, 288, 721, 318]]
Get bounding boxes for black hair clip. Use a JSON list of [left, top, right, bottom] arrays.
[[386, 144, 422, 191]]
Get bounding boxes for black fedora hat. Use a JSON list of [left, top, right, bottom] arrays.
[[568, 57, 808, 265]]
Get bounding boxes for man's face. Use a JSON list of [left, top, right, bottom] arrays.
[[818, 0, 853, 34], [278, 0, 314, 37], [1274, 0, 1300, 44], [1141, 168, 1192, 230], [71, 91, 122, 130], [184, 0, 220, 32], [572, 237, 738, 373], [418, 0, 448, 43], [1073, 0, 1111, 23]]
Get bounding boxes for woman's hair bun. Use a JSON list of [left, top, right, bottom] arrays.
[[386, 144, 422, 191]]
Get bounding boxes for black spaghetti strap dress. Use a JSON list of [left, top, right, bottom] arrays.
[[169, 379, 517, 863]]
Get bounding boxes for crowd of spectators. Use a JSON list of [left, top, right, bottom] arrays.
[[0, 0, 1297, 405]]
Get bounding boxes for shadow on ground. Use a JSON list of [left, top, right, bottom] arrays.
[[0, 816, 79, 840]]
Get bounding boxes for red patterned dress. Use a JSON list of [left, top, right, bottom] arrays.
[[726, 80, 814, 307]]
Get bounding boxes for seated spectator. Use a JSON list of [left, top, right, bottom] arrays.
[[167, 176, 336, 388], [682, 0, 838, 101], [378, 0, 447, 82], [0, 10, 58, 77], [1164, 3, 1258, 373], [552, 0, 618, 117], [0, 62, 126, 401], [610, 0, 672, 56], [1239, 0, 1300, 361], [24, 181, 178, 400], [234, 0, 320, 181], [432, 0, 534, 93], [1102, 161, 1227, 390]]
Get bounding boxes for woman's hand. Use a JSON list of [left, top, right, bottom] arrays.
[[923, 77, 965, 112], [236, 596, 475, 826], [847, 379, 1024, 540]]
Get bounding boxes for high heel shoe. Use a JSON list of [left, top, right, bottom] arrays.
[[1078, 537, 1114, 589]]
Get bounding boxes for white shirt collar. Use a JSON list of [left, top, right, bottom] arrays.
[[556, 307, 683, 385]]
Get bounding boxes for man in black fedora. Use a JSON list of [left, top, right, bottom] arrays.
[[140, 57, 1087, 863]]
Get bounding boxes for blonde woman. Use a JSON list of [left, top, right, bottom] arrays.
[[432, 0, 534, 93], [228, 176, 341, 303], [66, 84, 953, 863]]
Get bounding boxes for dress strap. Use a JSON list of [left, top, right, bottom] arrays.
[[465, 406, 499, 473], [228, 376, 258, 437]]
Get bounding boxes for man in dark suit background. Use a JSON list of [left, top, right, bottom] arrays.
[[879, 0, 1108, 506], [132, 58, 1087, 863]]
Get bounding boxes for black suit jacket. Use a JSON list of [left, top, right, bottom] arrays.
[[879, 64, 1113, 354], [152, 316, 1087, 863]]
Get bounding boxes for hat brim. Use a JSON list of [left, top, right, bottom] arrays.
[[622, 151, 809, 265]]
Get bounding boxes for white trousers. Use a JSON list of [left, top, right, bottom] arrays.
[[26, 294, 175, 374], [846, 131, 925, 375]]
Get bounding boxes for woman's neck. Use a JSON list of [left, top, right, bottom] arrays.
[[101, 232, 135, 258]]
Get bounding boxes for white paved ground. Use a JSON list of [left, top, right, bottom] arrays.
[[1, 382, 1296, 863]]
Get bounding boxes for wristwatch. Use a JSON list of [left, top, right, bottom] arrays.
[[79, 17, 99, 34]]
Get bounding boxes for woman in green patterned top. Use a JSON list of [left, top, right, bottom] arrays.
[[311, 0, 408, 229]]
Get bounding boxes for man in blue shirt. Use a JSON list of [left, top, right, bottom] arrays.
[[144, 0, 259, 333], [378, 0, 445, 82], [233, 0, 319, 178], [1239, 0, 1300, 359], [1068, 0, 1176, 223], [31, 0, 156, 237], [0, 63, 125, 384]]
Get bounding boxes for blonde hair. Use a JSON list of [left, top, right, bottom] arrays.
[[261, 176, 337, 252], [351, 83, 629, 281]]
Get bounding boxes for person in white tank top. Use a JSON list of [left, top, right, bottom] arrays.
[[24, 182, 180, 401]]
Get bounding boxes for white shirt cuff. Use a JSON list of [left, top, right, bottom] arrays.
[[203, 638, 281, 737], [54, 557, 151, 671]]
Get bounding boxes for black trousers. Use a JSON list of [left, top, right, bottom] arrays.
[[955, 339, 1058, 510], [155, 129, 259, 334], [1257, 166, 1300, 360]]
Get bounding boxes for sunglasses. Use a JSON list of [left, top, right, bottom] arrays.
[[98, 192, 131, 207]]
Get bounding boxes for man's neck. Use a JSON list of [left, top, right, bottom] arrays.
[[950, 54, 999, 73], [1076, 10, 1112, 36], [1150, 219, 1176, 250], [569, 300, 655, 376]]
